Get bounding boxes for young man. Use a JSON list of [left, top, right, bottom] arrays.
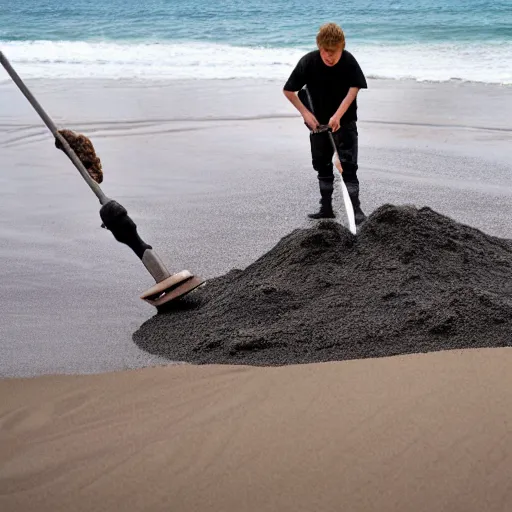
[[283, 23, 367, 223]]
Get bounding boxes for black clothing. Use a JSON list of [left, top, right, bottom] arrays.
[[309, 121, 359, 183], [283, 50, 367, 124], [308, 204, 336, 219], [284, 49, 367, 221], [310, 122, 364, 220]]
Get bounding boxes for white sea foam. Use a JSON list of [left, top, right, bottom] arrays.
[[1, 40, 510, 84]]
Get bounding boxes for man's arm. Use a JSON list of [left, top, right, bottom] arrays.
[[283, 54, 320, 131], [328, 87, 359, 132], [283, 90, 319, 131]]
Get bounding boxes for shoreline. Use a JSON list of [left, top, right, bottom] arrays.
[[3, 75, 512, 86], [2, 77, 511, 131]]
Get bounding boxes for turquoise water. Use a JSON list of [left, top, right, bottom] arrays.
[[1, 0, 511, 82]]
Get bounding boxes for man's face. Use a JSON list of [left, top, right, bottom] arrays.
[[319, 46, 343, 67]]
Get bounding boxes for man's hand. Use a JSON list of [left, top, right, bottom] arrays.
[[283, 90, 319, 131], [328, 114, 341, 132], [329, 87, 360, 132], [302, 110, 319, 131]]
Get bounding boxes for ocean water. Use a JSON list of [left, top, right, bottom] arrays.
[[1, 0, 511, 83]]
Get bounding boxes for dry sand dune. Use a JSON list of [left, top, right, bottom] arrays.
[[2, 348, 512, 512]]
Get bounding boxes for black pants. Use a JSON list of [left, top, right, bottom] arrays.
[[309, 121, 360, 208]]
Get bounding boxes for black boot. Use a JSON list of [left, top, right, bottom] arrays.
[[308, 204, 335, 219], [345, 181, 366, 226], [308, 176, 335, 219], [353, 205, 367, 226]]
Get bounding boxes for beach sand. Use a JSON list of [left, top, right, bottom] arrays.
[[2, 348, 512, 511], [1, 78, 511, 377], [1, 78, 512, 510]]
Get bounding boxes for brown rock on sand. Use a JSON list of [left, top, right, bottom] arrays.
[[55, 129, 103, 184]]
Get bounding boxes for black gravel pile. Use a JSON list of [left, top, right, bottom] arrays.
[[133, 204, 512, 365]]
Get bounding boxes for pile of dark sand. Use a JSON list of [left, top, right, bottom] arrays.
[[134, 205, 512, 366]]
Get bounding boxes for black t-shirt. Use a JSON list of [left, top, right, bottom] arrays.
[[283, 50, 367, 124]]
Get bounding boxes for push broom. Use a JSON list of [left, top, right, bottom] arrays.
[[0, 51, 205, 308]]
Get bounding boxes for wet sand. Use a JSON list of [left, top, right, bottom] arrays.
[[2, 348, 512, 512], [1, 78, 511, 377]]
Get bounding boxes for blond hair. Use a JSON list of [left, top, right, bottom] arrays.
[[316, 23, 346, 51]]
